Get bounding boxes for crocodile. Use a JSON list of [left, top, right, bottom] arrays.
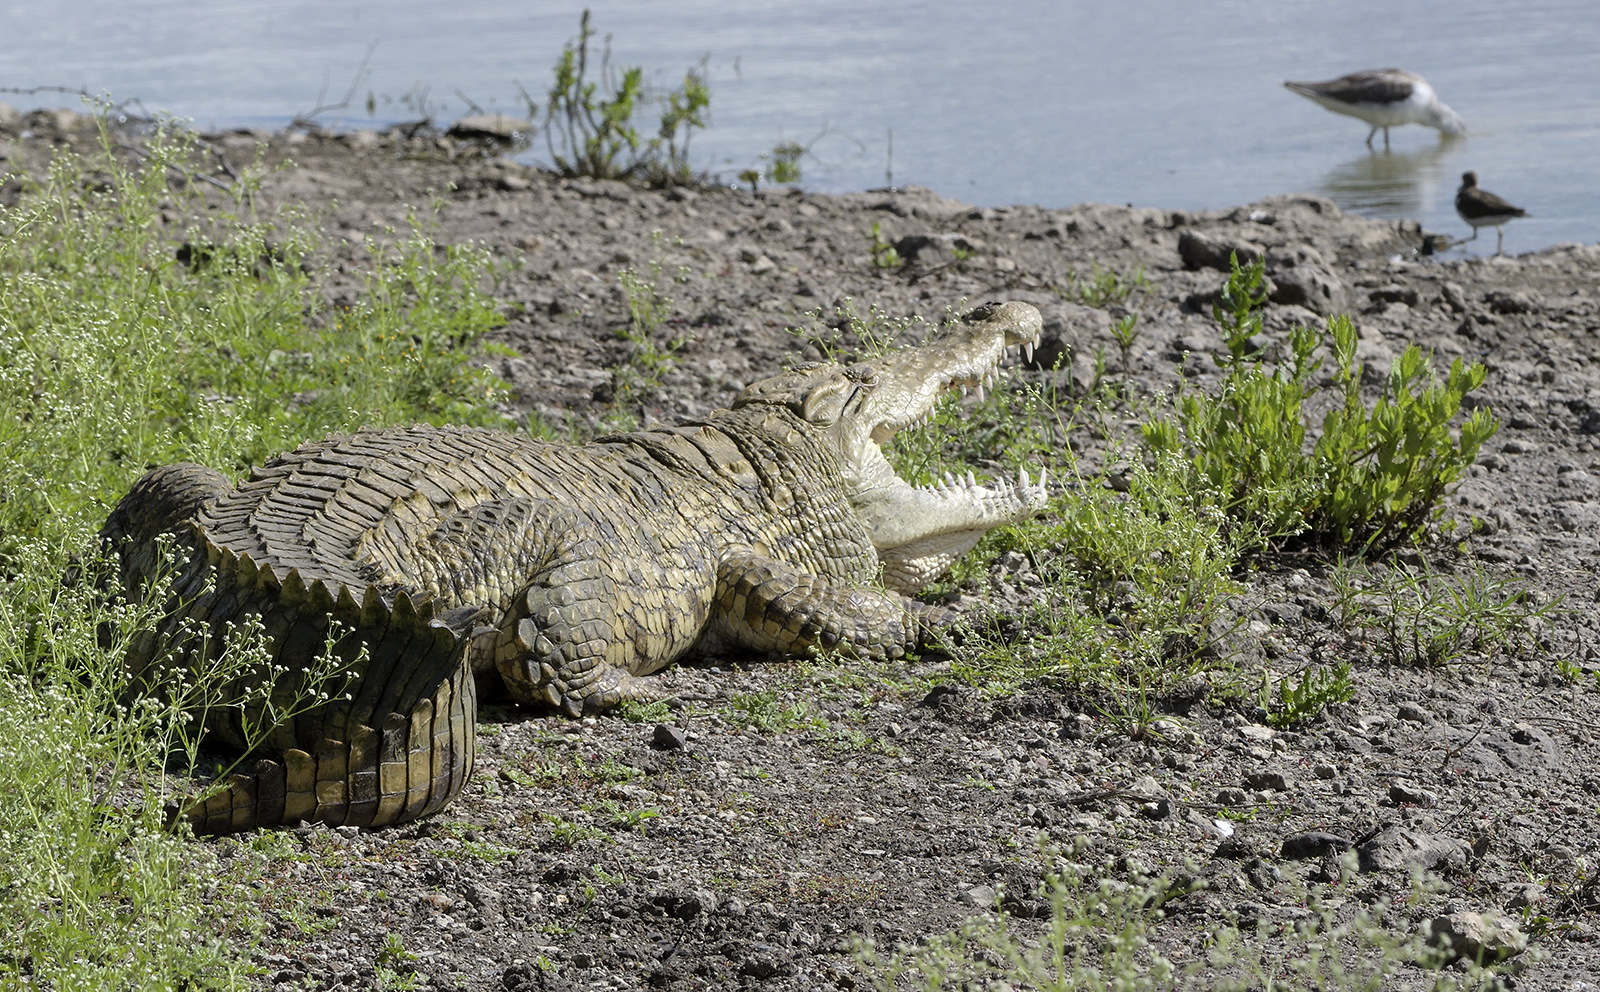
[[97, 301, 1047, 834]]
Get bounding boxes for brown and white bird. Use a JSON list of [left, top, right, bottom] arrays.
[[1455, 172, 1527, 256], [1284, 69, 1467, 147]]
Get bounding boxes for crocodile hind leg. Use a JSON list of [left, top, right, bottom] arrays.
[[467, 501, 710, 716], [475, 505, 658, 717]]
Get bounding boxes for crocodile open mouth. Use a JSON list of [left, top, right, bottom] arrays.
[[840, 301, 1051, 590]]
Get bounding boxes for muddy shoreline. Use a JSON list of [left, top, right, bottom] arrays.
[[7, 108, 1600, 990]]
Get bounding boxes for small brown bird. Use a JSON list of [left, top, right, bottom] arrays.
[[1455, 172, 1527, 256]]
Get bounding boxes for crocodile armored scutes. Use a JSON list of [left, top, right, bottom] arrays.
[[99, 301, 1048, 833]]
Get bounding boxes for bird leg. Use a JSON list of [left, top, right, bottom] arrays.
[[1364, 126, 1378, 147], [1495, 227, 1505, 256]]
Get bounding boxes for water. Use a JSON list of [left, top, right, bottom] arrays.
[[3, 0, 1596, 255]]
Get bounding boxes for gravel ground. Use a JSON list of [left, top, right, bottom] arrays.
[[8, 109, 1600, 990]]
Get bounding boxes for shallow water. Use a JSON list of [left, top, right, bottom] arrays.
[[3, 0, 1595, 255]]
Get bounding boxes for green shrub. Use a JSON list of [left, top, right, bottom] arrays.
[[541, 10, 710, 184], [1143, 255, 1497, 554]]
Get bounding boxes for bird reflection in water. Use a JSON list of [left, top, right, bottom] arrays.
[[1315, 138, 1462, 218]]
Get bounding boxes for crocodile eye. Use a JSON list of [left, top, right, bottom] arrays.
[[846, 364, 877, 385]]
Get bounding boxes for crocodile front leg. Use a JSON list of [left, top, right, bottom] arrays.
[[707, 546, 946, 659]]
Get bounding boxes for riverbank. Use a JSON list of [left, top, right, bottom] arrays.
[[6, 109, 1600, 990]]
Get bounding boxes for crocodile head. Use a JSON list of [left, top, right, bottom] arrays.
[[734, 301, 1049, 591]]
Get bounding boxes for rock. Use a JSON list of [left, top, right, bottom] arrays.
[[447, 113, 534, 143], [1243, 770, 1290, 792], [649, 888, 714, 919], [737, 946, 791, 980], [1441, 281, 1468, 312], [1280, 831, 1353, 860], [1232, 900, 1267, 929], [1387, 779, 1439, 806], [464, 883, 502, 914], [1424, 910, 1527, 963], [1028, 302, 1109, 372], [1260, 602, 1303, 625], [1396, 702, 1430, 723], [651, 724, 687, 750], [0, 101, 19, 134], [1243, 858, 1284, 890], [1312, 763, 1338, 780], [1368, 284, 1419, 307], [1505, 882, 1545, 911], [957, 884, 997, 908], [1355, 824, 1466, 873], [892, 232, 976, 264], [1485, 290, 1537, 315], [1178, 229, 1263, 271], [1263, 244, 1346, 316]]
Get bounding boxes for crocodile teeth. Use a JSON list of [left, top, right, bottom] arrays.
[[965, 471, 976, 488], [1019, 467, 1030, 490], [974, 382, 986, 403], [1023, 340, 1035, 363]]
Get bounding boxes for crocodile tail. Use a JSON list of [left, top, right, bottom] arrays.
[[181, 615, 477, 834], [178, 549, 480, 834]]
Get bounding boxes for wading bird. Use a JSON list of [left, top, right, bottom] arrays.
[[1284, 69, 1466, 147]]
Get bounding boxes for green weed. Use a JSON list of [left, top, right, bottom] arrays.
[[1059, 263, 1151, 308], [545, 816, 611, 849], [725, 690, 820, 734], [1142, 255, 1497, 554], [0, 119, 508, 989], [607, 231, 689, 427], [859, 856, 1521, 991], [767, 141, 804, 185], [869, 222, 902, 268], [1110, 311, 1141, 379], [540, 10, 710, 184], [375, 932, 420, 991], [1347, 558, 1557, 668], [1262, 662, 1354, 728]]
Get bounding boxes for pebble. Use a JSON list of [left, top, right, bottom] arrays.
[[1388, 779, 1440, 807], [1356, 825, 1466, 873], [1243, 770, 1290, 792], [651, 723, 687, 750], [1424, 910, 1527, 963], [1280, 831, 1353, 860]]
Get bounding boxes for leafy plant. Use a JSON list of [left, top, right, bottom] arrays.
[[0, 118, 510, 989], [1110, 312, 1140, 378], [541, 10, 711, 184], [1365, 559, 1556, 668], [1142, 254, 1497, 554], [375, 932, 420, 990], [725, 690, 819, 734], [1059, 263, 1151, 308], [869, 221, 902, 268], [858, 855, 1517, 990], [1312, 317, 1499, 550], [1263, 662, 1354, 728], [608, 231, 689, 426], [766, 140, 804, 185]]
